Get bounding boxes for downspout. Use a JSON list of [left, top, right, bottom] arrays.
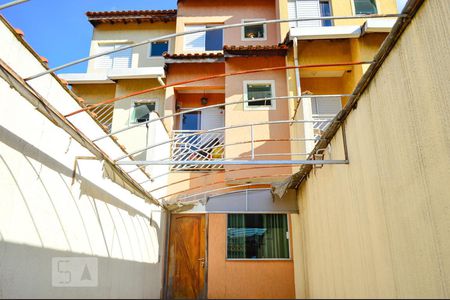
[[157, 76, 165, 86], [291, 37, 303, 121], [292, 37, 314, 153], [293, 37, 302, 101]]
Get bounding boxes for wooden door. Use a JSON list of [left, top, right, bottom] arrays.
[[166, 214, 206, 299]]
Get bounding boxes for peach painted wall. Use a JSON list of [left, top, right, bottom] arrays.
[[207, 214, 295, 299], [175, 0, 278, 53], [165, 63, 225, 89], [224, 56, 292, 183]]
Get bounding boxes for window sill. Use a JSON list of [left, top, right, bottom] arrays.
[[225, 258, 292, 261], [243, 106, 276, 111], [241, 37, 267, 42]]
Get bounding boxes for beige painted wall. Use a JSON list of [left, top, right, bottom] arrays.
[[71, 84, 116, 104], [292, 0, 450, 298], [87, 22, 176, 73], [110, 79, 166, 160]]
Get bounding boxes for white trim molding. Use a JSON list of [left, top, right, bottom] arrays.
[[243, 80, 276, 111], [129, 99, 160, 125], [241, 19, 268, 41], [148, 39, 171, 59]]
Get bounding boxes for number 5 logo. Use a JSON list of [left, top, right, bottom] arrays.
[[57, 260, 71, 284]]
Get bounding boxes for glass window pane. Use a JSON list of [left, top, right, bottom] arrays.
[[150, 41, 169, 56], [244, 22, 265, 39], [247, 83, 272, 106], [354, 0, 378, 14], [205, 27, 223, 51], [131, 102, 156, 123], [227, 214, 289, 259], [320, 1, 333, 26], [181, 112, 201, 130]]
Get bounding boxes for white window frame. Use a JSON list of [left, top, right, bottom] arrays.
[[241, 19, 267, 41], [129, 99, 159, 125], [243, 80, 276, 111], [351, 0, 379, 15], [148, 39, 171, 59]]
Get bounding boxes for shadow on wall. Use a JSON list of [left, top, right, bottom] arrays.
[[0, 125, 164, 298], [0, 241, 162, 299]]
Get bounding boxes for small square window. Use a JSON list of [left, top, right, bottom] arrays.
[[354, 0, 378, 15], [244, 81, 275, 109], [131, 102, 156, 123], [243, 20, 266, 40], [150, 41, 169, 57]]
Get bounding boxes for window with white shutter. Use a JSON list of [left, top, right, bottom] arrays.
[[184, 25, 207, 52], [184, 25, 223, 52], [94, 45, 114, 69], [113, 47, 132, 69], [311, 96, 342, 116], [94, 44, 132, 69], [288, 0, 332, 28]]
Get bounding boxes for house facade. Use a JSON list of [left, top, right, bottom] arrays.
[[60, 0, 399, 298]]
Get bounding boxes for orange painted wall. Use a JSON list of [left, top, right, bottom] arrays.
[[207, 214, 295, 299], [177, 0, 278, 47], [174, 93, 225, 129], [177, 93, 225, 109]]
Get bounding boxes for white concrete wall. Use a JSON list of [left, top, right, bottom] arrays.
[[0, 17, 167, 299]]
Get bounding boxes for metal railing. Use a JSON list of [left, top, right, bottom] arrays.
[[89, 104, 114, 133], [118, 119, 337, 170], [171, 130, 225, 170], [313, 114, 336, 133]]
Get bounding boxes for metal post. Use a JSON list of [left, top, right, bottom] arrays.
[[116, 159, 350, 166], [0, 0, 29, 10], [92, 94, 351, 142], [250, 125, 255, 160]]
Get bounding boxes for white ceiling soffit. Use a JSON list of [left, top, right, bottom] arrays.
[[59, 67, 165, 84], [364, 18, 396, 33], [172, 188, 299, 214], [58, 73, 115, 84], [107, 67, 165, 80], [290, 25, 361, 40], [300, 69, 347, 78]]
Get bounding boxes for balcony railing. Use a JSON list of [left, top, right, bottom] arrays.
[[312, 114, 336, 133], [89, 104, 114, 133], [171, 130, 225, 170]]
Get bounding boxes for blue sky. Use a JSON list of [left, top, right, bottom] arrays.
[[2, 0, 177, 73], [2, 0, 407, 74]]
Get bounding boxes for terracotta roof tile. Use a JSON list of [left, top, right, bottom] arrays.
[[86, 10, 177, 26], [223, 44, 288, 56], [163, 52, 224, 59]]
